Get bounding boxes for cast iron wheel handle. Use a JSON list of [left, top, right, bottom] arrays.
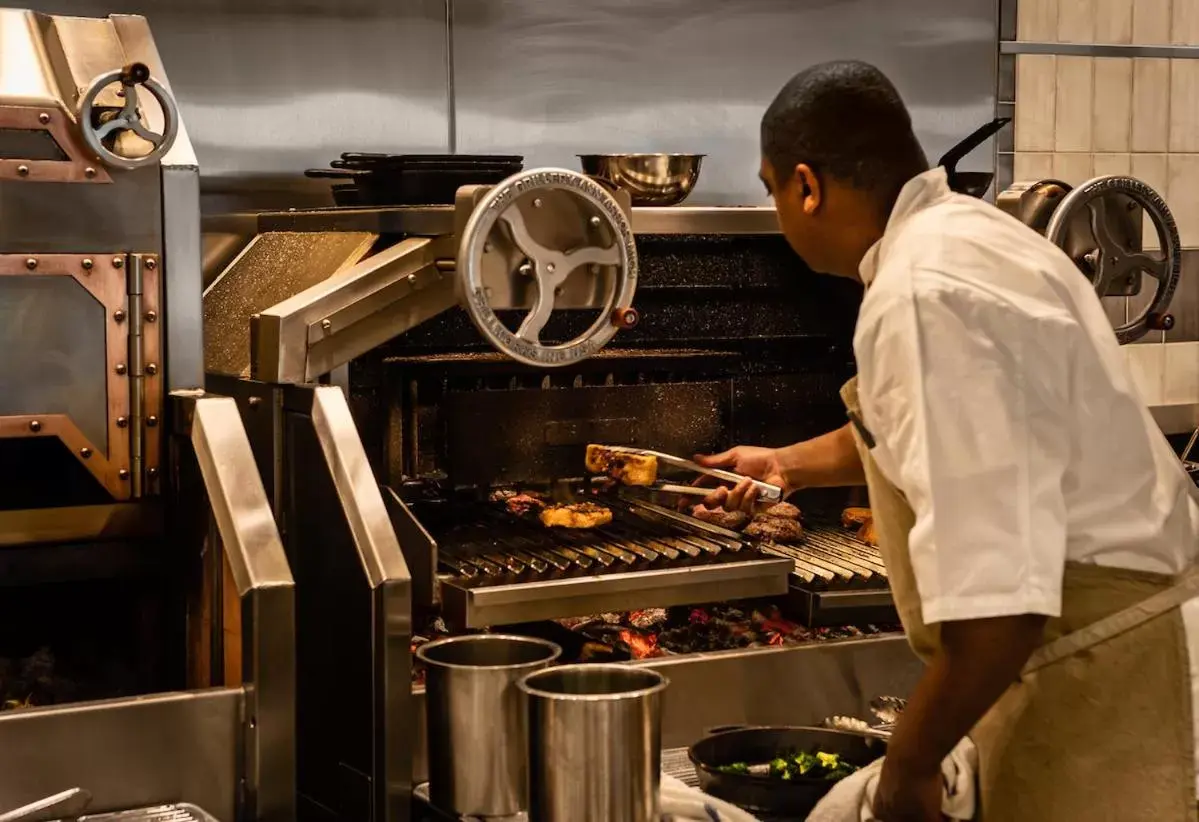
[[78, 62, 180, 170]]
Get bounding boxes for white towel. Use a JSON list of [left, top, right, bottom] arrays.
[[806, 737, 978, 822], [660, 773, 763, 822]]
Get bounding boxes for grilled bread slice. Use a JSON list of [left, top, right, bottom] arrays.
[[585, 445, 658, 487], [841, 507, 872, 529], [540, 502, 614, 529]]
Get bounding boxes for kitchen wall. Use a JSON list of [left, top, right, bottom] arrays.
[[24, 0, 997, 208], [1006, 0, 1199, 410]]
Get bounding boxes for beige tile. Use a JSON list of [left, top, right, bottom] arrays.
[[1093, 58, 1133, 151], [1164, 342, 1199, 405], [1174, 0, 1199, 45], [1014, 152, 1055, 181], [1016, 55, 1058, 151], [1126, 342, 1166, 405], [1132, 58, 1171, 152], [1092, 153, 1131, 175], [1095, 0, 1134, 43], [1055, 57, 1094, 151], [1019, 0, 1060, 40], [1057, 0, 1095, 41], [1133, 0, 1172, 43], [1132, 154, 1169, 249], [1052, 152, 1094, 185], [1167, 154, 1199, 247], [1171, 61, 1199, 152]]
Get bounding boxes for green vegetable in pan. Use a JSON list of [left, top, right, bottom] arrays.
[[719, 750, 859, 782]]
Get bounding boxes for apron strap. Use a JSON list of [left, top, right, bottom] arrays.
[[1023, 565, 1199, 674]]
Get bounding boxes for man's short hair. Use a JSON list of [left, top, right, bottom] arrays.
[[761, 60, 928, 201]]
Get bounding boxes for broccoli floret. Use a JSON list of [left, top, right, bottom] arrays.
[[718, 762, 750, 775], [769, 757, 791, 778], [791, 751, 820, 776], [816, 752, 842, 770]]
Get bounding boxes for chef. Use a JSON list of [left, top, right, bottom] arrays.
[[700, 59, 1199, 821]]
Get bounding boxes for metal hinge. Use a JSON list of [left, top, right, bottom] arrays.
[[127, 252, 162, 497]]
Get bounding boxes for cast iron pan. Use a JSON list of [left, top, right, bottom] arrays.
[[939, 117, 1011, 198], [688, 725, 886, 817]]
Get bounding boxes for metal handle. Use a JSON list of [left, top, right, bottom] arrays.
[[0, 788, 91, 822], [78, 62, 180, 170]]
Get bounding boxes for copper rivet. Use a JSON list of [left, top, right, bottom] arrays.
[[24, 258, 36, 270], [38, 112, 50, 124], [16, 165, 29, 177], [80, 447, 92, 459], [146, 363, 158, 376], [248, 397, 262, 409], [82, 258, 94, 271], [146, 415, 158, 427], [533, 198, 544, 208], [116, 416, 128, 428], [320, 319, 332, 331], [28, 420, 41, 433], [119, 469, 130, 480], [115, 363, 127, 376], [145, 258, 157, 270], [114, 309, 126, 323], [145, 310, 157, 323], [112, 257, 124, 269], [85, 167, 97, 179], [147, 467, 158, 478]]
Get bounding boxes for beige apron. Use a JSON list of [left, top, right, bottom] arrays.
[[841, 377, 1198, 821]]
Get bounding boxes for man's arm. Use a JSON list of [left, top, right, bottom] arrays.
[[776, 422, 866, 489], [874, 615, 1047, 819]]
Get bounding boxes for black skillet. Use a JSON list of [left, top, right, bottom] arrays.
[[688, 725, 886, 817], [939, 116, 1011, 198]]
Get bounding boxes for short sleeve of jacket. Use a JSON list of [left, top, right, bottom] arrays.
[[854, 269, 1070, 624]]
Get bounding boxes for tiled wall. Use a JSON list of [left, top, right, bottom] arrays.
[[1012, 0, 1199, 350]]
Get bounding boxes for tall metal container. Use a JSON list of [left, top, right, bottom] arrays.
[[520, 664, 670, 822], [418, 634, 561, 816]]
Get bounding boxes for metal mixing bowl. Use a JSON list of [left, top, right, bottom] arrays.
[[578, 153, 704, 206]]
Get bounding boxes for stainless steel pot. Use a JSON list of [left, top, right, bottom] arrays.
[[417, 634, 562, 817], [519, 664, 670, 822]]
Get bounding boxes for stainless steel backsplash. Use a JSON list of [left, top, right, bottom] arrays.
[[25, 0, 997, 209]]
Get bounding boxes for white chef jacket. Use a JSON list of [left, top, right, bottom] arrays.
[[853, 167, 1199, 784]]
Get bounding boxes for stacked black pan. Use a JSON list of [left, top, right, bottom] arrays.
[[306, 153, 524, 207]]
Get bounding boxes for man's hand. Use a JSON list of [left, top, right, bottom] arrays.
[[872, 766, 944, 822], [691, 424, 866, 512], [693, 446, 788, 511]]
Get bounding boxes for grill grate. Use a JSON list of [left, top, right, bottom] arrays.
[[430, 498, 886, 591]]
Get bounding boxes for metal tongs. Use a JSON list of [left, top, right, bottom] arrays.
[[596, 445, 783, 502]]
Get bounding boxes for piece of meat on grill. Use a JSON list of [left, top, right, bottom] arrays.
[[841, 507, 872, 529], [691, 504, 751, 531], [744, 515, 804, 544], [585, 444, 658, 486], [540, 502, 614, 529], [762, 501, 801, 520], [490, 488, 546, 516], [858, 517, 879, 547]]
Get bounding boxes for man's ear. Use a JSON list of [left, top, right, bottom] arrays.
[[794, 163, 821, 215]]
